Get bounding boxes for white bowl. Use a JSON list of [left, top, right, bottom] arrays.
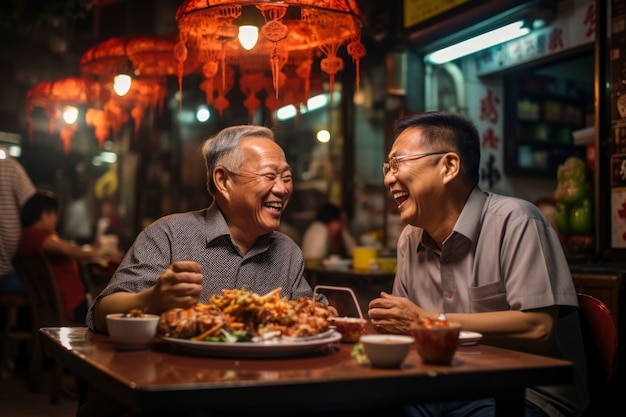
[[106, 313, 160, 350], [359, 334, 415, 368], [322, 258, 352, 271]]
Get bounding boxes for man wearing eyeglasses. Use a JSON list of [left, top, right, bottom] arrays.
[[368, 112, 588, 417]]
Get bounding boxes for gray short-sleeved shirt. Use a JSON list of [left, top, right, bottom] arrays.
[[86, 202, 313, 330], [393, 187, 588, 417]]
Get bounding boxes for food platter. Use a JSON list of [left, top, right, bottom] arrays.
[[161, 329, 342, 358], [459, 331, 483, 346]]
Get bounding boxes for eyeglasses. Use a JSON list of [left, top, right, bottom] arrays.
[[382, 151, 448, 176]]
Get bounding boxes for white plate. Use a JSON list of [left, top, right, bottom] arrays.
[[459, 331, 483, 345], [161, 330, 342, 358]]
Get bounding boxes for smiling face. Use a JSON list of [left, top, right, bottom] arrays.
[[219, 136, 293, 241], [383, 127, 447, 228]]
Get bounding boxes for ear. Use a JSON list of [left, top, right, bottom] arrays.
[[213, 166, 231, 196], [441, 152, 461, 185]]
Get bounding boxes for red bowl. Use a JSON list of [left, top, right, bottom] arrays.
[[329, 317, 367, 343], [411, 319, 461, 364]]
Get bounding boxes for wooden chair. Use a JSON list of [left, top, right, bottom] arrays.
[[577, 293, 618, 415], [12, 254, 81, 404], [0, 292, 31, 376]]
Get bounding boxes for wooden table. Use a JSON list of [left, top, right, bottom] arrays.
[[40, 327, 573, 417]]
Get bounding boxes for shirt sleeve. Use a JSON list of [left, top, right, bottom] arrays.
[[14, 159, 36, 206]]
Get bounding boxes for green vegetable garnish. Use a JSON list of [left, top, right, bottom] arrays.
[[200, 329, 252, 343], [351, 342, 369, 364]]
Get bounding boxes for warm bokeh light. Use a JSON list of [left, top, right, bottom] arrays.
[[316, 129, 330, 143], [196, 106, 210, 122]]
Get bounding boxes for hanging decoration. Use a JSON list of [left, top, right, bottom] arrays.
[[25, 77, 89, 154], [79, 34, 191, 143], [174, 0, 365, 117]]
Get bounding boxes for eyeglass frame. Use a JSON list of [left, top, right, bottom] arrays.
[[382, 151, 449, 176]]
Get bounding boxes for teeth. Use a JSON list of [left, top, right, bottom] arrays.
[[265, 202, 283, 209], [393, 191, 408, 199]]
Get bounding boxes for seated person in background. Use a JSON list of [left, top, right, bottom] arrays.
[[92, 197, 125, 268], [94, 198, 122, 242], [301, 202, 357, 262], [16, 191, 103, 323], [88, 125, 328, 334], [368, 112, 588, 417]]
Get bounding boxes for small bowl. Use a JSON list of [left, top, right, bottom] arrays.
[[322, 258, 352, 271], [360, 334, 415, 368], [106, 313, 160, 350], [329, 317, 367, 343], [411, 319, 462, 364]]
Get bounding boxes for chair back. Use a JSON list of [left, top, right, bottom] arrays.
[[12, 253, 76, 401], [577, 292, 618, 416], [577, 293, 618, 383], [12, 254, 69, 329]]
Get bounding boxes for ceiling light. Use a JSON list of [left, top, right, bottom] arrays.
[[113, 73, 132, 96], [238, 25, 259, 50], [425, 21, 530, 65], [63, 106, 79, 124]]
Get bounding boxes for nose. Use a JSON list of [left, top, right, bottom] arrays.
[[383, 171, 395, 188], [273, 176, 291, 196]]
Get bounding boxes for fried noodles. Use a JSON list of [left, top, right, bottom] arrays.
[[158, 287, 332, 341]]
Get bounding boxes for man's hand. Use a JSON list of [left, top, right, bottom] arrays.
[[152, 261, 203, 312], [368, 292, 423, 335]]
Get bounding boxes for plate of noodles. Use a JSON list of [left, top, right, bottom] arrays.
[[158, 287, 340, 357]]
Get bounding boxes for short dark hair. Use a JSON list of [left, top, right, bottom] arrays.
[[393, 112, 480, 186], [21, 191, 59, 227], [316, 203, 342, 223]]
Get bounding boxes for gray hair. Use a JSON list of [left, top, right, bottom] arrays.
[[201, 125, 275, 196]]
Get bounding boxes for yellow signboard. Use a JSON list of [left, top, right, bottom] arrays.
[[403, 0, 471, 28]]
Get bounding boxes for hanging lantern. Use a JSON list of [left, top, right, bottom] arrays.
[[80, 34, 192, 141], [175, 0, 365, 117], [25, 77, 88, 154]]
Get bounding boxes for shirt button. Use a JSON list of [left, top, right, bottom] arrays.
[[447, 292, 453, 299]]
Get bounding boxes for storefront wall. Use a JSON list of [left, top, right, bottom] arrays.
[[422, 0, 595, 202]]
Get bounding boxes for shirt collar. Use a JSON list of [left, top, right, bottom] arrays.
[[417, 186, 486, 251], [453, 186, 486, 244], [204, 201, 231, 244], [203, 201, 274, 253]]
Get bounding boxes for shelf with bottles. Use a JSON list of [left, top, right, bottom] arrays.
[[504, 74, 592, 176], [509, 142, 586, 175]]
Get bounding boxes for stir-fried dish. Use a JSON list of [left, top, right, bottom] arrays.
[[158, 287, 333, 342]]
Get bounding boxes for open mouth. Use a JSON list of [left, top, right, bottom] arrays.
[[264, 202, 283, 212], [392, 191, 409, 206]]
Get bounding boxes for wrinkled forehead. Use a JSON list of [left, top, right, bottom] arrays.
[[240, 137, 290, 170]]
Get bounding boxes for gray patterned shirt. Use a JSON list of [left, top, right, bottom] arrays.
[[86, 202, 313, 329]]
